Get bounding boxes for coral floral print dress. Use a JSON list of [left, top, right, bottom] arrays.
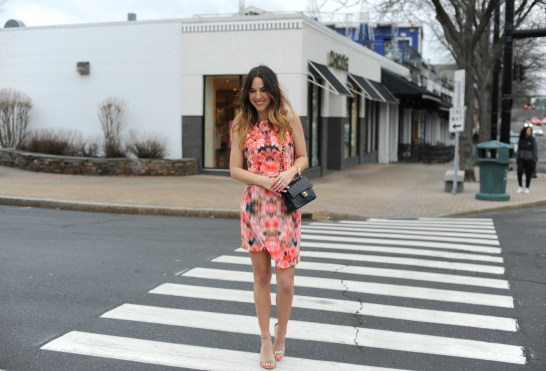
[[240, 120, 301, 269]]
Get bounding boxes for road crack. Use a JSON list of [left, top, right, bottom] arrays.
[[337, 269, 365, 354]]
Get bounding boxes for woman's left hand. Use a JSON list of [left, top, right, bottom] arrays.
[[269, 170, 294, 193]]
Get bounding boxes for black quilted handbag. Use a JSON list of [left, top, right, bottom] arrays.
[[278, 139, 316, 213]]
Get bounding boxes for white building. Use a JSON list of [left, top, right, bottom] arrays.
[[1, 12, 410, 177]]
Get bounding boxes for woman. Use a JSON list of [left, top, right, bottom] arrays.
[[517, 126, 538, 194], [230, 65, 308, 369]]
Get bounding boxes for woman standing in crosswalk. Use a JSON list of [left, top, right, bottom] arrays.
[[230, 65, 308, 369]]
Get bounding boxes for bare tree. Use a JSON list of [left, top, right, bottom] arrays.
[[0, 88, 33, 148], [374, 0, 546, 180], [98, 97, 127, 158]]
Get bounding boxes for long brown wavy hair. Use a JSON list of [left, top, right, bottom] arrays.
[[231, 65, 294, 149]]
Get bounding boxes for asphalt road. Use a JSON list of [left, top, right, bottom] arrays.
[[0, 206, 544, 370]]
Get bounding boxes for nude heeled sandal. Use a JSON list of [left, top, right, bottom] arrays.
[[260, 334, 276, 370], [273, 323, 287, 361]]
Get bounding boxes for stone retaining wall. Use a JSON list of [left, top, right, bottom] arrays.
[[0, 149, 198, 176]]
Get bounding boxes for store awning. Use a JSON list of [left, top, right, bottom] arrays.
[[381, 68, 452, 110], [368, 79, 398, 104], [348, 73, 397, 104], [308, 61, 353, 96]]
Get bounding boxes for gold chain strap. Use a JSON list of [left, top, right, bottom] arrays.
[[278, 136, 285, 175]]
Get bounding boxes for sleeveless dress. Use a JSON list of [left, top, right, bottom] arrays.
[[240, 120, 301, 269]]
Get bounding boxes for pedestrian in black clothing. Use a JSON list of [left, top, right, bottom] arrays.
[[517, 126, 538, 194]]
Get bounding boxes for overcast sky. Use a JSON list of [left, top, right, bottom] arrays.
[[0, 0, 450, 63]]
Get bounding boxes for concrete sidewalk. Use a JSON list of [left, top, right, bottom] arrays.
[[1, 163, 545, 219]]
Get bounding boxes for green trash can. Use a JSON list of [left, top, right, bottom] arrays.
[[475, 141, 514, 201]]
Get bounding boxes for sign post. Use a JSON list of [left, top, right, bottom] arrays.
[[451, 70, 466, 195]]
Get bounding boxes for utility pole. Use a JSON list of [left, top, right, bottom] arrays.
[[491, 4, 500, 141], [500, 0, 546, 144], [500, 0, 514, 144]]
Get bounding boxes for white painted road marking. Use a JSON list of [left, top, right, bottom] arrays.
[[311, 222, 498, 234], [298, 242, 504, 263], [282, 249, 505, 274], [305, 224, 498, 239], [213, 255, 510, 289], [150, 283, 518, 331], [42, 331, 406, 371], [99, 304, 525, 364], [183, 268, 514, 308], [341, 220, 495, 229], [302, 234, 501, 254]]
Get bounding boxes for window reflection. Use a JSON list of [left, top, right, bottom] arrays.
[[204, 75, 241, 168]]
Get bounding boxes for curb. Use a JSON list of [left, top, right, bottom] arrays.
[[2, 195, 545, 220], [441, 198, 546, 217], [0, 196, 329, 221]]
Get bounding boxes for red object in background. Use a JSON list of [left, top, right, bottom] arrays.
[[532, 105, 536, 109], [524, 104, 529, 108]]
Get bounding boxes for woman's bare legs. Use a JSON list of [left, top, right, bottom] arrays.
[[249, 249, 275, 368], [273, 265, 295, 357]]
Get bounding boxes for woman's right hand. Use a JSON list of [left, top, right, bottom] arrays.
[[262, 176, 288, 195]]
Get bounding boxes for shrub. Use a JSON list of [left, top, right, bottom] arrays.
[[126, 131, 167, 159], [18, 128, 101, 157], [0, 88, 33, 148], [98, 97, 126, 158]]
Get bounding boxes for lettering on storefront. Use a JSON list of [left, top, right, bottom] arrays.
[[327, 51, 349, 72]]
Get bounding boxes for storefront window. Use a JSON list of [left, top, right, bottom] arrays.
[[366, 100, 378, 152], [345, 96, 359, 158], [307, 82, 321, 167], [204, 75, 241, 169]]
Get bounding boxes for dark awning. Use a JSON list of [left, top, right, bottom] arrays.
[[382, 68, 451, 109], [308, 61, 353, 96], [348, 73, 397, 104], [368, 79, 398, 104]]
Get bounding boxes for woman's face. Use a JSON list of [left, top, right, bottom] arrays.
[[526, 127, 532, 137], [249, 77, 271, 115]]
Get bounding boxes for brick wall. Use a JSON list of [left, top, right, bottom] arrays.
[[0, 149, 197, 176]]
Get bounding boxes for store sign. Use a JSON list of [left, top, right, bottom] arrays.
[[328, 51, 349, 72]]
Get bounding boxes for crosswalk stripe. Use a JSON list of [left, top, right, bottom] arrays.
[[303, 234, 501, 254], [301, 228, 500, 246], [150, 283, 518, 332], [183, 268, 514, 308], [299, 242, 504, 263], [213, 255, 509, 289], [312, 222, 498, 234], [305, 224, 498, 239], [278, 249, 505, 274], [341, 220, 495, 230], [41, 331, 406, 371], [368, 218, 495, 226], [418, 217, 493, 222], [100, 304, 525, 364]]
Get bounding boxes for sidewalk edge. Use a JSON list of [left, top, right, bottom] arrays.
[[441, 199, 546, 217], [0, 196, 330, 220]]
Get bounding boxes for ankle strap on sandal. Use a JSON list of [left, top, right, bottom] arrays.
[[260, 334, 271, 339], [274, 323, 287, 335]]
